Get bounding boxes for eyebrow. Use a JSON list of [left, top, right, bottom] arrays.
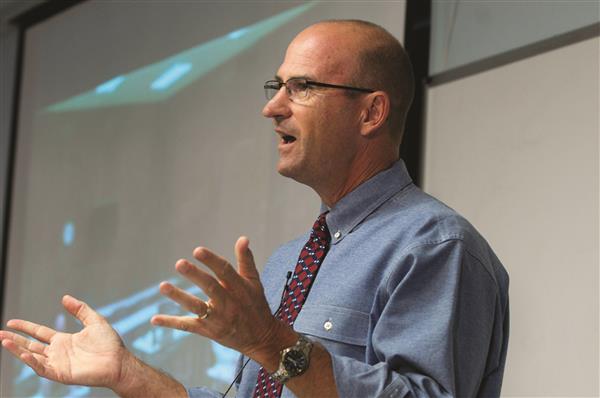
[[274, 74, 315, 82]]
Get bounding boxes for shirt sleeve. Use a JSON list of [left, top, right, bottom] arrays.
[[329, 238, 504, 397], [186, 386, 223, 398]]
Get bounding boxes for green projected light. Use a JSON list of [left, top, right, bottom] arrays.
[[46, 2, 315, 112]]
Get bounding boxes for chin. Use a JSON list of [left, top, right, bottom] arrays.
[[278, 165, 317, 190], [277, 160, 304, 182], [277, 162, 295, 178]]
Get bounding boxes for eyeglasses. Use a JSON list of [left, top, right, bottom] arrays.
[[264, 78, 374, 102]]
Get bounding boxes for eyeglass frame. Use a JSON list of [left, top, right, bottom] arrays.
[[264, 77, 375, 101]]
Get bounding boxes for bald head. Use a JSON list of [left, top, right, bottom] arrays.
[[297, 20, 415, 145]]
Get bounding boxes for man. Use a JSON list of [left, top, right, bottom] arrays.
[[0, 20, 509, 397]]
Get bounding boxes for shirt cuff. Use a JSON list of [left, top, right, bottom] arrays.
[[186, 386, 224, 398]]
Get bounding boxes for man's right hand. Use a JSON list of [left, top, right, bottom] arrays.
[[0, 295, 131, 390]]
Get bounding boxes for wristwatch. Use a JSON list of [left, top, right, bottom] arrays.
[[270, 335, 313, 384]]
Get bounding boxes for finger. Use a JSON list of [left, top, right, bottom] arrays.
[[6, 319, 56, 344], [2, 338, 30, 358], [175, 259, 227, 302], [150, 314, 208, 335], [62, 295, 105, 327], [0, 330, 47, 355], [159, 282, 211, 316], [235, 236, 260, 280], [193, 247, 241, 285], [2, 339, 52, 380], [20, 351, 52, 379]]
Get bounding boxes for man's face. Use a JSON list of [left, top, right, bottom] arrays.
[[262, 25, 364, 187]]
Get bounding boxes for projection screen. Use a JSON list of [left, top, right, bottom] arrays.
[[0, 1, 406, 396]]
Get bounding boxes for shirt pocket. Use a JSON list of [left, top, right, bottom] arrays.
[[294, 304, 370, 352]]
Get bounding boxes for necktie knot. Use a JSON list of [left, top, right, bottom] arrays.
[[311, 212, 330, 242]]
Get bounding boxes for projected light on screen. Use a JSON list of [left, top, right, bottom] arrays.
[[228, 27, 249, 40], [150, 63, 193, 91], [207, 342, 240, 383], [95, 76, 125, 94], [62, 222, 75, 247], [13, 278, 238, 397], [45, 2, 315, 112]]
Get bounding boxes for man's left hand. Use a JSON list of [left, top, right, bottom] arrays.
[[151, 237, 293, 362]]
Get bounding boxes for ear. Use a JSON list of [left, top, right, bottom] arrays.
[[359, 91, 390, 137]]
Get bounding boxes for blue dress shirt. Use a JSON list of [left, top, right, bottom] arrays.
[[189, 160, 509, 397]]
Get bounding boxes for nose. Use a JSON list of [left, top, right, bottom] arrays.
[[262, 87, 292, 120]]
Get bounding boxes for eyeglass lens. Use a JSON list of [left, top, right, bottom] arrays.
[[264, 79, 309, 101], [264, 81, 280, 100]]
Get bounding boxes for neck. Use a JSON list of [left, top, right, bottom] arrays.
[[317, 150, 398, 208]]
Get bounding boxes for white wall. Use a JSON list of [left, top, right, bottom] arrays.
[[424, 37, 599, 396]]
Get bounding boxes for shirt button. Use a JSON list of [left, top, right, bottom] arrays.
[[333, 231, 341, 239], [323, 320, 333, 331]]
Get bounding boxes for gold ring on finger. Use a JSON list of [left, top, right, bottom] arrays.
[[198, 301, 213, 320]]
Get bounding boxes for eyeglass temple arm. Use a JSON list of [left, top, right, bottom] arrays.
[[305, 80, 374, 93]]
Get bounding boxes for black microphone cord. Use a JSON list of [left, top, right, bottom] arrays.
[[221, 271, 293, 397]]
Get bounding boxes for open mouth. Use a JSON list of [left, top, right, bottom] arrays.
[[281, 135, 296, 144]]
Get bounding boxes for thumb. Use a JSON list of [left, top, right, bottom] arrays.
[[62, 295, 105, 326], [235, 236, 259, 280]]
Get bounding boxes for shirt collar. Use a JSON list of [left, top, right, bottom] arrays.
[[320, 159, 413, 244]]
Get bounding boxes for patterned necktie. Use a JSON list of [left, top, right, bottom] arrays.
[[252, 213, 331, 398]]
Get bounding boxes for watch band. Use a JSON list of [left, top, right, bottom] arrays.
[[270, 335, 313, 384]]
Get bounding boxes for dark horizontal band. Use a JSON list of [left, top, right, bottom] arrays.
[[428, 22, 600, 87]]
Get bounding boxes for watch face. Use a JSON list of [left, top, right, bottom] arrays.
[[282, 349, 308, 375]]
